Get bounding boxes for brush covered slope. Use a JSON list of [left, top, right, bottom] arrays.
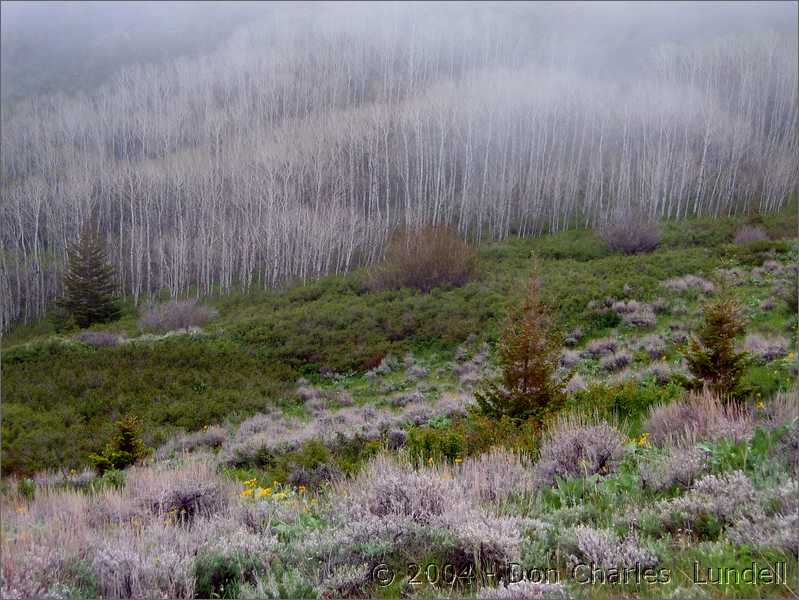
[[1, 209, 797, 599]]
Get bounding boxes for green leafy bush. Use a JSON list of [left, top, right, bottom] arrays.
[[407, 425, 465, 465], [194, 551, 261, 599], [721, 240, 791, 266], [567, 381, 684, 432]]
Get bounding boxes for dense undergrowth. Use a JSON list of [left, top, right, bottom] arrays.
[[1, 208, 798, 598], [2, 208, 796, 475]]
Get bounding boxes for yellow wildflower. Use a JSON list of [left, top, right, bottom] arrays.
[[257, 487, 272, 497], [427, 457, 434, 465], [240, 489, 253, 497], [298, 485, 306, 494], [275, 492, 287, 501], [756, 400, 765, 409], [454, 457, 463, 464]]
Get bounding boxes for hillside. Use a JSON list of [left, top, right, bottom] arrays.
[[2, 209, 797, 599]]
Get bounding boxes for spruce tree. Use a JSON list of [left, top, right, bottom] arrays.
[[89, 415, 151, 474], [685, 294, 750, 400], [474, 266, 567, 425], [58, 221, 120, 328]]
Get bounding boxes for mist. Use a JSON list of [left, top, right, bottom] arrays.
[[1, 1, 797, 330]]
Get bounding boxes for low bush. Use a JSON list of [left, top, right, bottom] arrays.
[[72, 331, 121, 348], [138, 298, 218, 333], [567, 380, 683, 429], [639, 447, 708, 493], [734, 225, 768, 244], [598, 211, 661, 255], [368, 225, 478, 292], [643, 390, 753, 448], [722, 240, 792, 266], [194, 551, 262, 599], [407, 425, 465, 465], [743, 334, 789, 364], [533, 416, 627, 487]]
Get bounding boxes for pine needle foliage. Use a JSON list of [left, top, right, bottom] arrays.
[[474, 266, 566, 425], [58, 220, 120, 328], [89, 415, 151, 474], [685, 293, 750, 400]]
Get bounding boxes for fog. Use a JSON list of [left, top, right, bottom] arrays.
[[1, 1, 797, 329]]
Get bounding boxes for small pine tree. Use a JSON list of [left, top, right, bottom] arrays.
[[685, 294, 750, 400], [58, 220, 120, 328], [474, 267, 566, 425], [89, 415, 151, 474]]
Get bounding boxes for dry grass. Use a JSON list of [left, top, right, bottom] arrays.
[[644, 389, 753, 448], [0, 456, 261, 599]]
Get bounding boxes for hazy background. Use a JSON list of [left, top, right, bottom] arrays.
[[1, 1, 797, 330], [2, 1, 795, 105]]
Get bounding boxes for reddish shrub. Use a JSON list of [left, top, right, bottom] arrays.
[[599, 211, 660, 255], [369, 225, 478, 292]]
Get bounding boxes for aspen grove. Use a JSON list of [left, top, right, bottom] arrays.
[[1, 2, 797, 330]]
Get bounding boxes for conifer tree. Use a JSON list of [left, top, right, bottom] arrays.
[[89, 415, 151, 474], [685, 294, 750, 400], [58, 220, 120, 328], [474, 266, 567, 425]]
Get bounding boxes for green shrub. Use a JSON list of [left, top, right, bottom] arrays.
[[91, 469, 126, 491], [61, 558, 100, 598], [240, 564, 317, 600], [18, 478, 35, 501], [194, 552, 262, 599], [721, 240, 791, 266], [407, 426, 465, 465], [567, 381, 683, 433]]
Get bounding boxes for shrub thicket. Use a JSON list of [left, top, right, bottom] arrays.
[[369, 225, 478, 292]]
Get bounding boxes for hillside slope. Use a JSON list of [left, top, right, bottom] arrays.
[[3, 208, 796, 475], [1, 210, 797, 599]]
